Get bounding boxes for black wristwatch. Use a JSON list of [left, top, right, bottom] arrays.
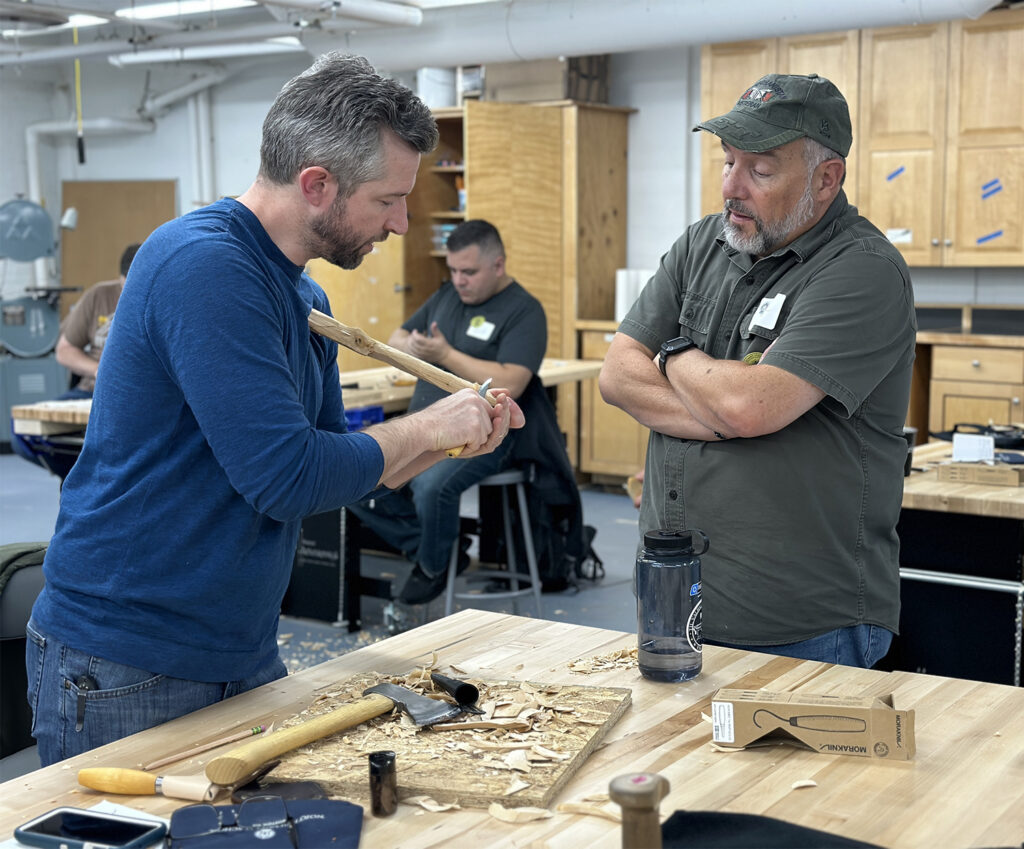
[[659, 336, 697, 375]]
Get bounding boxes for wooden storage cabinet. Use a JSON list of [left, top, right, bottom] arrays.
[[579, 329, 649, 477], [928, 345, 1024, 432], [859, 8, 1024, 266], [699, 30, 860, 216]]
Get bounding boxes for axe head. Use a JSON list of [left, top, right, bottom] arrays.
[[363, 683, 463, 726]]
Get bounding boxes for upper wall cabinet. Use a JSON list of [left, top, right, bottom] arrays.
[[700, 31, 860, 217], [859, 8, 1024, 266]]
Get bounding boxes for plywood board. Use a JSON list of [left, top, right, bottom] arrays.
[[272, 671, 630, 809]]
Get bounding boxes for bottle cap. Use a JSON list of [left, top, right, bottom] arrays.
[[643, 529, 709, 555]]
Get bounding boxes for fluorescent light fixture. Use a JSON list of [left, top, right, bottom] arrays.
[[68, 15, 109, 27], [115, 1, 257, 21], [108, 35, 304, 66]]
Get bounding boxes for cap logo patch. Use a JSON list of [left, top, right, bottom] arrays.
[[739, 79, 787, 106], [819, 118, 832, 138]]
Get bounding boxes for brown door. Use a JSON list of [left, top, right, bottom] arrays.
[[59, 180, 177, 318]]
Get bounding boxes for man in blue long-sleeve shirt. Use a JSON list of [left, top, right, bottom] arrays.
[[26, 53, 522, 767]]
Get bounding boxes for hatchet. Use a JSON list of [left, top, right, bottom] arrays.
[[204, 683, 462, 786]]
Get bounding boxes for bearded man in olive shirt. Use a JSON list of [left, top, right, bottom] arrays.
[[600, 74, 916, 668]]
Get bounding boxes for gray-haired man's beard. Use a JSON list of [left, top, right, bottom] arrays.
[[721, 182, 815, 257]]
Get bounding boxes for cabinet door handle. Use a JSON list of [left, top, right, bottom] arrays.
[[1014, 397, 1020, 406], [931, 238, 940, 246], [972, 359, 981, 368], [944, 239, 953, 247]]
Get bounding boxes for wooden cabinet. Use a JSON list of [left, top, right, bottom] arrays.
[[579, 328, 648, 477], [859, 8, 1024, 266], [928, 344, 1024, 432], [699, 31, 860, 216]]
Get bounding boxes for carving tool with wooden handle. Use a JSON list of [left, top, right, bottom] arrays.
[[78, 768, 218, 802], [308, 308, 497, 457], [204, 683, 462, 786]]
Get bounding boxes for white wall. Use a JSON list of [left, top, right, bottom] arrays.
[[609, 45, 702, 270], [2, 49, 1021, 306]]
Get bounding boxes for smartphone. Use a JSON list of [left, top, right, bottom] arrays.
[[14, 807, 167, 849]]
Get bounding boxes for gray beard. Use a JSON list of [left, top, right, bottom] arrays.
[[721, 182, 815, 257]]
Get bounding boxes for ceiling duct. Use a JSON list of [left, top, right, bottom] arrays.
[[0, 0, 1003, 69]]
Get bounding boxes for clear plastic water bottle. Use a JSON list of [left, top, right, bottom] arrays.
[[636, 529, 709, 682]]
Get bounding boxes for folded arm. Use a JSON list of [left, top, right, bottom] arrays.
[[599, 332, 824, 440]]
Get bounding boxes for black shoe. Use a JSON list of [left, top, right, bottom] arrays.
[[398, 565, 448, 605]]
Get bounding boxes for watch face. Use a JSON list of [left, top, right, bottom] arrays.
[[659, 336, 695, 375], [662, 336, 695, 355]]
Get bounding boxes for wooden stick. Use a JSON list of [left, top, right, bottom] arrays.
[[308, 309, 497, 405], [143, 723, 272, 772]]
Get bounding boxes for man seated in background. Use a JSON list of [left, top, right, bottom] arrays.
[[350, 219, 547, 604], [54, 243, 140, 399]]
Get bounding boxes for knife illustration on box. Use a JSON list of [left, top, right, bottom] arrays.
[[752, 709, 867, 733]]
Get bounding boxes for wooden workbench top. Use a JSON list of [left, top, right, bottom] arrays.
[[11, 359, 603, 430], [903, 440, 1024, 519], [2, 610, 1022, 848]]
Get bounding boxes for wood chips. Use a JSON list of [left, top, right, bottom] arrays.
[[271, 668, 630, 809]]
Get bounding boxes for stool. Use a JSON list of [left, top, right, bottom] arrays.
[[444, 469, 542, 618]]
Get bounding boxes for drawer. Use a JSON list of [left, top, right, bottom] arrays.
[[931, 346, 1024, 383]]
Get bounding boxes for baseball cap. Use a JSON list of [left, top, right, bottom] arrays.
[[693, 73, 851, 158]]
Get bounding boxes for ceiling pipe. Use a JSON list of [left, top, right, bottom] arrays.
[[0, 0, 1002, 70], [139, 67, 233, 118], [109, 38, 305, 67], [259, 0, 422, 27], [304, 0, 1004, 71]]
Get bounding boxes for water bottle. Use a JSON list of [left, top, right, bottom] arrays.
[[636, 529, 709, 682]]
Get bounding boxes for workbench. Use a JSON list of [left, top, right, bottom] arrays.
[[1, 609, 1022, 848], [884, 441, 1024, 685]]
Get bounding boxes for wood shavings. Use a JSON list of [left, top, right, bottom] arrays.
[[504, 778, 531, 796], [701, 712, 713, 723], [503, 749, 532, 772], [581, 792, 610, 803], [557, 801, 622, 823], [710, 742, 739, 752], [488, 803, 553, 823], [568, 646, 638, 674], [432, 718, 532, 732], [404, 795, 461, 812], [791, 779, 818, 790], [531, 745, 570, 761], [272, 672, 631, 809]]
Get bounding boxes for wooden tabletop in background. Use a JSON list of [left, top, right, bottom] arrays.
[[2, 610, 1022, 848], [10, 359, 603, 432], [904, 440, 1024, 519]]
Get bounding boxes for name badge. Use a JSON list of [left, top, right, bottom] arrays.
[[751, 293, 786, 331], [466, 316, 495, 341]]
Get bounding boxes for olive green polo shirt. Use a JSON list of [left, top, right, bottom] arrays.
[[619, 192, 916, 645]]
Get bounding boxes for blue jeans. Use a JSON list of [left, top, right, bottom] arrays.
[[25, 620, 287, 766], [348, 435, 515, 577], [706, 624, 893, 668]]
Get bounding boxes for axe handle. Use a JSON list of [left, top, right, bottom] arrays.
[[309, 309, 497, 405], [205, 693, 395, 786]]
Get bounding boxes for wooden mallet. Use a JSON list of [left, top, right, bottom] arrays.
[[609, 772, 671, 849]]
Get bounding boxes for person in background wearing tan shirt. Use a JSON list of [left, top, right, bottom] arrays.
[[56, 243, 140, 398]]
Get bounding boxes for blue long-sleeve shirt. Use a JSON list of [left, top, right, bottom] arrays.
[[32, 199, 384, 681]]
